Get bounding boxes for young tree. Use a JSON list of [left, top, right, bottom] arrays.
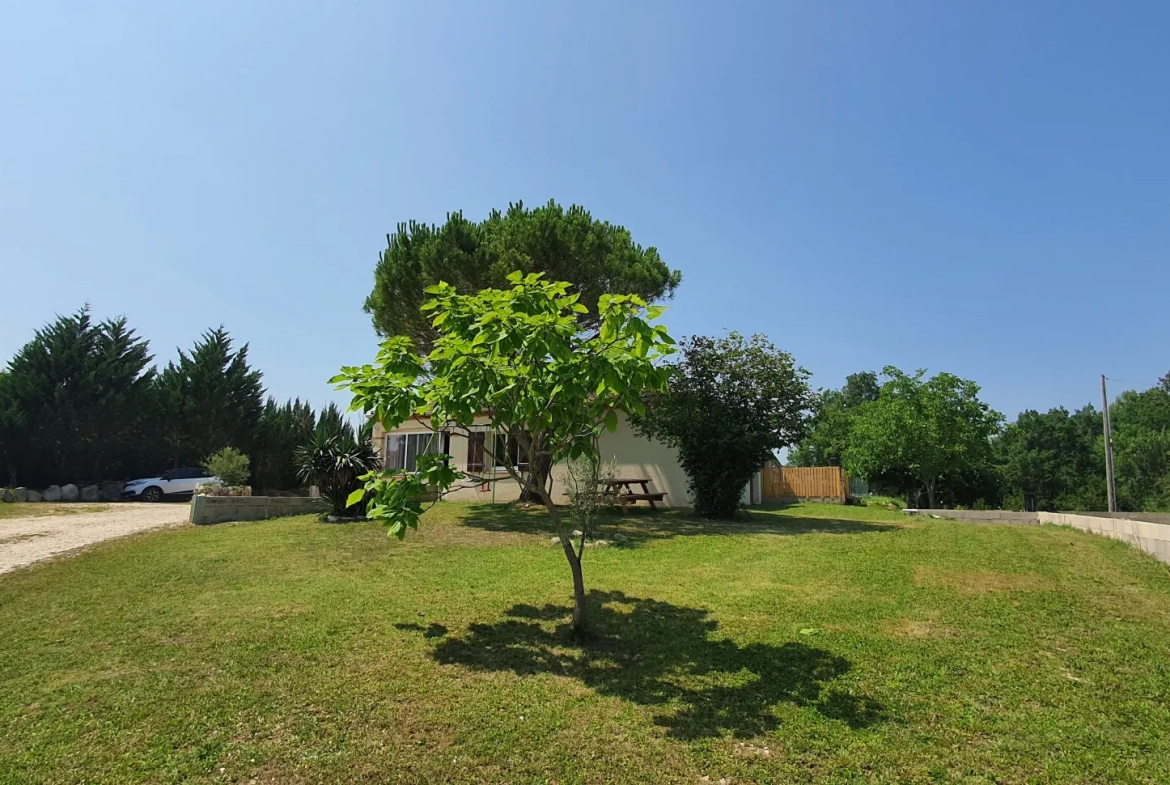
[[154, 327, 265, 468], [364, 200, 682, 503], [844, 367, 1002, 509], [337, 272, 674, 631], [633, 333, 813, 519]]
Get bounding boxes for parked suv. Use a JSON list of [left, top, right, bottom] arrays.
[[122, 468, 218, 502]]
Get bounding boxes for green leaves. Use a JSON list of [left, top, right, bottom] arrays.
[[631, 332, 812, 519], [346, 487, 366, 509], [333, 271, 675, 541], [840, 367, 1002, 507]]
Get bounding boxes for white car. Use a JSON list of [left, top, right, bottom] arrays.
[[122, 468, 219, 502]]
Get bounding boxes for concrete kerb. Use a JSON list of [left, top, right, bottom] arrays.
[[906, 508, 1170, 566]]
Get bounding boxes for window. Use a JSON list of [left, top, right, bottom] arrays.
[[385, 432, 443, 472], [463, 430, 528, 474], [466, 432, 486, 473], [493, 431, 529, 472]]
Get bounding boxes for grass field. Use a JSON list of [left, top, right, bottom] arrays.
[[1, 502, 1169, 783]]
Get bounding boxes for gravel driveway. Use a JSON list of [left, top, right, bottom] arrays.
[[0, 503, 189, 575]]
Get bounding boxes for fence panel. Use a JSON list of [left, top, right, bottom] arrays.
[[761, 466, 847, 503]]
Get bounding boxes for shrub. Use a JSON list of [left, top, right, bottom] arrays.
[[295, 424, 380, 517], [204, 447, 251, 487], [633, 333, 813, 519]]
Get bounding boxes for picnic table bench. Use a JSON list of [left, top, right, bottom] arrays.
[[602, 478, 665, 512]]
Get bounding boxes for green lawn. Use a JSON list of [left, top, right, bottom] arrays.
[[1, 502, 1169, 783]]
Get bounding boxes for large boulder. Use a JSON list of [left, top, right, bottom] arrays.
[[12, 487, 29, 503], [99, 481, 124, 502], [60, 483, 79, 502], [0, 488, 12, 503], [42, 485, 62, 502], [80, 485, 100, 502], [26, 490, 43, 502]]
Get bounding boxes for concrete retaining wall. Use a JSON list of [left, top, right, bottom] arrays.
[[190, 495, 327, 525], [1075, 511, 1170, 526], [907, 508, 1170, 565]]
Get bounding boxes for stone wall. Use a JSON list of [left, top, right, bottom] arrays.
[[189, 495, 327, 525], [906, 509, 1170, 565], [1, 482, 120, 503]]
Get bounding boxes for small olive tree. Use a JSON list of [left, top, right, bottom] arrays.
[[335, 272, 674, 630], [203, 446, 250, 487]]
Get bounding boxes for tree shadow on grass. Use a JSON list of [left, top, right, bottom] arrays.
[[456, 503, 899, 547], [421, 591, 887, 739]]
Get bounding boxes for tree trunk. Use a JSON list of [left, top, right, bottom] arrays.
[[561, 538, 588, 631], [519, 453, 553, 504], [926, 482, 937, 509], [534, 482, 587, 633]]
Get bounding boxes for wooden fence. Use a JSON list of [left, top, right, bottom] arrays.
[[761, 466, 848, 504]]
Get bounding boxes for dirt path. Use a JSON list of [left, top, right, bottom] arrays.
[[0, 504, 189, 575]]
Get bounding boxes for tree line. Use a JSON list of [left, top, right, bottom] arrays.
[[791, 368, 1170, 512], [364, 199, 1169, 515], [0, 306, 351, 490]]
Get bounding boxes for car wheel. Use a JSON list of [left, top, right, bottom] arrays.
[[141, 486, 163, 503]]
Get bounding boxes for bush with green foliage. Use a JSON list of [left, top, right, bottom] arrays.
[[295, 418, 380, 517], [203, 447, 251, 487], [634, 333, 813, 519]]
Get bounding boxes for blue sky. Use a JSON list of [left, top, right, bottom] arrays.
[[2, 0, 1167, 419]]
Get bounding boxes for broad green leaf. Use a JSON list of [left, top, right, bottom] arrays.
[[346, 487, 366, 508]]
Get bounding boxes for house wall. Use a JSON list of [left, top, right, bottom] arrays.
[[372, 413, 695, 506]]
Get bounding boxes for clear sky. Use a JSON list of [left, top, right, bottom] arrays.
[[2, 0, 1167, 419]]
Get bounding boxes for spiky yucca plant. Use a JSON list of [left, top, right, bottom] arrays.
[[296, 417, 379, 516]]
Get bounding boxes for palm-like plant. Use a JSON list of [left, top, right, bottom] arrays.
[[296, 415, 380, 516]]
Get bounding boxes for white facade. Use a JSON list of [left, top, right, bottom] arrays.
[[372, 413, 762, 507]]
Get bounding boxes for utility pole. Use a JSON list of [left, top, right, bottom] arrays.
[[1102, 374, 1117, 512]]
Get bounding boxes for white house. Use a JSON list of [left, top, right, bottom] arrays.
[[371, 412, 762, 507]]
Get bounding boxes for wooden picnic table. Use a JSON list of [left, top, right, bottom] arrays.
[[601, 478, 665, 511]]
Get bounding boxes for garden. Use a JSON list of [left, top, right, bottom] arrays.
[[2, 502, 1169, 783], [3, 200, 1170, 784]]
